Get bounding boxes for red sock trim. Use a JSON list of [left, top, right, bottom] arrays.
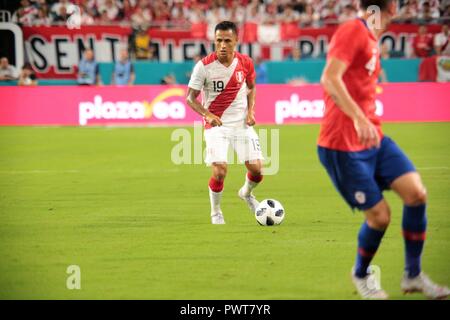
[[402, 230, 426, 241], [358, 247, 376, 258], [209, 177, 224, 192], [247, 172, 263, 183]]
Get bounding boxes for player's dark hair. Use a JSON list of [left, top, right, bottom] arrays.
[[215, 21, 238, 35], [360, 0, 392, 10]]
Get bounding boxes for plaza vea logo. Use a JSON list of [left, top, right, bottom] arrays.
[[78, 88, 186, 125], [275, 94, 384, 124]]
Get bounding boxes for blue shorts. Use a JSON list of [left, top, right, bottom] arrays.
[[318, 136, 416, 211]]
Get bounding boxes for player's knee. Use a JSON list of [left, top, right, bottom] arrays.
[[369, 214, 390, 229], [376, 213, 391, 229], [367, 205, 391, 229], [404, 188, 427, 206], [213, 164, 227, 181]]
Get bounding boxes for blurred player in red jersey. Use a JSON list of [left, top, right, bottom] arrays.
[[186, 21, 264, 225], [318, 0, 449, 299]]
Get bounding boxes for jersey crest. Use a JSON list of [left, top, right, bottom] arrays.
[[235, 71, 244, 83]]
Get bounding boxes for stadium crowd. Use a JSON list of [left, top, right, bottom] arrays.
[[2, 0, 449, 84], [10, 0, 450, 28]]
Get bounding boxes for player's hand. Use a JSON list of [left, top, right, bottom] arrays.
[[204, 112, 222, 127], [246, 110, 256, 126], [353, 116, 380, 148]]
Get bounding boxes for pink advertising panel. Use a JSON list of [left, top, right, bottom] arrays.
[[0, 83, 449, 126]]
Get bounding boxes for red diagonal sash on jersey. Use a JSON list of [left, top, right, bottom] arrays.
[[207, 64, 244, 120]]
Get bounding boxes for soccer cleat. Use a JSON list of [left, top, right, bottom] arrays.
[[351, 267, 389, 300], [211, 212, 225, 225], [401, 272, 450, 300], [238, 187, 259, 213]]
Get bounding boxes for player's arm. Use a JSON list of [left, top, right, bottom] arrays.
[[321, 57, 380, 148], [186, 87, 222, 126], [246, 79, 256, 126]]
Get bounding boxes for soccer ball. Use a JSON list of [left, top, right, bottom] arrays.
[[255, 199, 285, 226]]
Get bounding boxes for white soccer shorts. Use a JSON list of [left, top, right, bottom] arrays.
[[204, 126, 264, 165]]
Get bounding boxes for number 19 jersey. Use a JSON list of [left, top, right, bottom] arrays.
[[188, 51, 256, 129]]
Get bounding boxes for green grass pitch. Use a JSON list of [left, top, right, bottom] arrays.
[[0, 123, 449, 299]]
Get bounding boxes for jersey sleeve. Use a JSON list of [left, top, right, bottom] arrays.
[[246, 57, 256, 83], [188, 61, 206, 91], [328, 21, 366, 65]]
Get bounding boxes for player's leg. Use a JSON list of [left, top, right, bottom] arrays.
[[377, 136, 449, 299], [234, 127, 264, 212], [209, 162, 227, 224], [391, 172, 427, 279], [318, 146, 388, 299], [242, 159, 263, 196], [355, 199, 391, 279], [391, 172, 449, 298], [205, 127, 229, 224]]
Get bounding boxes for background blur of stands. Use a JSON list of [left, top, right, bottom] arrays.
[[0, 0, 449, 85], [0, 58, 424, 85]]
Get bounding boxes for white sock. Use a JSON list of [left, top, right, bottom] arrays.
[[241, 175, 260, 196], [209, 187, 223, 215]]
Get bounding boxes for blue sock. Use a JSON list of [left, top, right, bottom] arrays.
[[355, 221, 386, 278], [402, 204, 427, 278]]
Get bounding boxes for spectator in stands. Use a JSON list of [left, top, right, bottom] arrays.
[[120, 0, 135, 21], [413, 25, 434, 58], [255, 56, 268, 84], [12, 0, 38, 26], [131, 2, 152, 30], [444, 3, 450, 19], [112, 49, 135, 86], [0, 57, 18, 81], [434, 24, 450, 56], [77, 49, 101, 85], [245, 3, 264, 24], [134, 27, 152, 60], [171, 8, 189, 28], [98, 0, 119, 22], [398, 0, 418, 22], [441, 0, 450, 12], [380, 42, 391, 59], [207, 5, 229, 39], [262, 3, 278, 25], [338, 4, 357, 24], [418, 1, 440, 22], [161, 73, 176, 85], [152, 1, 171, 28], [52, 5, 70, 24], [320, 0, 339, 25], [97, 9, 113, 24], [279, 4, 301, 24], [291, 0, 306, 14], [18, 63, 38, 86], [50, 0, 77, 22], [79, 5, 95, 25], [287, 47, 302, 61], [228, 0, 246, 25], [33, 7, 51, 26], [171, 0, 189, 19], [299, 4, 320, 27], [189, 3, 207, 24]]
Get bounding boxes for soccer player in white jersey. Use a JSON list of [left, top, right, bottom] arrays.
[[186, 21, 264, 225]]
